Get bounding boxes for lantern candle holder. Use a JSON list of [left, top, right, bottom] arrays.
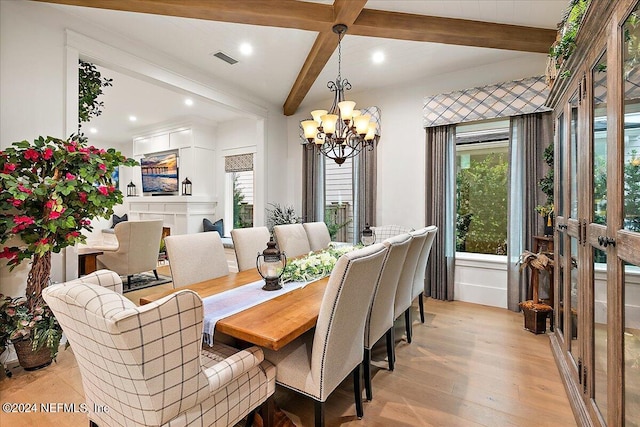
[[257, 237, 287, 291], [361, 223, 376, 246], [182, 177, 192, 196], [127, 180, 137, 197]]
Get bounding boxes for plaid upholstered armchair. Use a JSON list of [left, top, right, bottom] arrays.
[[43, 270, 275, 427]]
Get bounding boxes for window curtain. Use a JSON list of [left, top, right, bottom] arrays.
[[353, 145, 377, 244], [507, 112, 553, 311], [302, 147, 324, 223], [425, 125, 456, 301]]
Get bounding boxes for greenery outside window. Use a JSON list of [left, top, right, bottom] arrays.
[[456, 121, 509, 255], [225, 153, 254, 232]]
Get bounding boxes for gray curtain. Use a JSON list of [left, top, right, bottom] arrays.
[[425, 125, 456, 301], [353, 145, 377, 244], [302, 147, 324, 223], [507, 112, 553, 311]]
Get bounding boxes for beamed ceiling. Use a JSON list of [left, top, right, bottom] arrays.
[[34, 0, 558, 116]]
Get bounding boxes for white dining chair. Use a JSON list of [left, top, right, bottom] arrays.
[[303, 221, 332, 251], [262, 243, 388, 427], [273, 223, 311, 258], [394, 227, 429, 344], [165, 232, 229, 288], [363, 232, 412, 401], [412, 225, 438, 323], [231, 226, 272, 272]]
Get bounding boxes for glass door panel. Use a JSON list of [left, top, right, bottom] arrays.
[[593, 247, 608, 422], [558, 258, 565, 337], [570, 236, 580, 364], [570, 93, 579, 219], [593, 53, 608, 225], [558, 113, 565, 217], [624, 4, 640, 234], [624, 263, 640, 426]]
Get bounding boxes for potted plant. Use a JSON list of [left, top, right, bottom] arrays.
[[0, 135, 135, 369], [518, 250, 553, 334]]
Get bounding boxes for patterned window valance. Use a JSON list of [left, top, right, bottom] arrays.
[[423, 76, 551, 128], [225, 153, 253, 173]]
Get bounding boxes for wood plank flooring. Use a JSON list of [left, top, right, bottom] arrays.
[[1, 279, 576, 426]]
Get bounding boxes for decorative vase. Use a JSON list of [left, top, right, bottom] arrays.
[[522, 303, 552, 334], [12, 338, 53, 371], [544, 214, 555, 236]]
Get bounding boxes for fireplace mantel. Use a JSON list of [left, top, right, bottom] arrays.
[[127, 196, 217, 235]]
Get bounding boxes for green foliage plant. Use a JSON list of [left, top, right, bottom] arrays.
[[548, 0, 591, 80], [78, 60, 113, 128], [0, 136, 136, 358], [266, 203, 301, 232]]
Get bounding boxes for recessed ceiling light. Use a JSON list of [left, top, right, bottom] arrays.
[[129, 115, 137, 122], [185, 98, 194, 106], [372, 51, 385, 64], [239, 42, 253, 56], [89, 127, 97, 134]]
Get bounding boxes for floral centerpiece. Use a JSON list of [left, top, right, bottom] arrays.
[[0, 135, 135, 364], [280, 244, 360, 283]]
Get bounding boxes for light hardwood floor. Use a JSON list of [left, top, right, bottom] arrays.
[[1, 276, 576, 427]]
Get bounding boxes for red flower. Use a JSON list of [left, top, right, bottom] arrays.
[[14, 216, 34, 226], [24, 148, 39, 161], [97, 186, 108, 196], [79, 192, 87, 203], [49, 211, 61, 220], [67, 144, 76, 153], [2, 163, 16, 174], [45, 199, 56, 209], [66, 231, 80, 240], [37, 238, 49, 246], [98, 163, 107, 172], [43, 148, 54, 160], [17, 184, 32, 194], [65, 172, 76, 180], [81, 219, 91, 226], [108, 185, 115, 193], [7, 198, 22, 207], [0, 247, 17, 260]]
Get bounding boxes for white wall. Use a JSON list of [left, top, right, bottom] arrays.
[[0, 1, 287, 296]]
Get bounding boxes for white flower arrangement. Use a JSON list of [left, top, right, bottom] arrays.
[[280, 243, 360, 283]]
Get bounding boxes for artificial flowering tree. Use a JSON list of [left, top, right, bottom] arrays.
[[0, 135, 135, 359]]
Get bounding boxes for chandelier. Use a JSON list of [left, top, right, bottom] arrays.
[[301, 24, 379, 165]]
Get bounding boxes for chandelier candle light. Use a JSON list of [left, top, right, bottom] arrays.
[[301, 24, 379, 165]]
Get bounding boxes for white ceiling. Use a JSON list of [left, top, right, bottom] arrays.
[[45, 0, 569, 145]]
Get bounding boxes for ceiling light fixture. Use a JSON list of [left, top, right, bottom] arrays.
[[239, 42, 253, 56], [372, 51, 385, 64], [301, 24, 379, 165], [184, 98, 193, 106], [129, 115, 137, 122], [89, 127, 97, 134]]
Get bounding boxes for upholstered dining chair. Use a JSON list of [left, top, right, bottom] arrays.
[[230, 226, 271, 272], [363, 233, 412, 401], [411, 226, 438, 323], [95, 219, 163, 289], [394, 227, 429, 344], [371, 224, 413, 243], [42, 270, 276, 427], [273, 223, 311, 258], [164, 232, 229, 288], [302, 221, 332, 251], [262, 243, 388, 427]]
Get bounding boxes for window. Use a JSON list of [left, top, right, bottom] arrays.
[[455, 121, 509, 255], [225, 153, 254, 232], [324, 157, 354, 242]]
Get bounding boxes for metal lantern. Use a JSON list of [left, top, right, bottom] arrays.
[[182, 177, 192, 196], [361, 223, 376, 246], [127, 180, 137, 197], [257, 237, 287, 291]]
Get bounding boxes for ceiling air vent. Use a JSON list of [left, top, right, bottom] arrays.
[[212, 51, 238, 65]]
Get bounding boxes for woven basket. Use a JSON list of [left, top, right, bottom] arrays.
[[12, 338, 53, 371]]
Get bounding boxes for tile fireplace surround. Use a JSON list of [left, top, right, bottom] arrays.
[[127, 195, 217, 235]]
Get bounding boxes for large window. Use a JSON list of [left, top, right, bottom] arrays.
[[225, 153, 254, 233], [455, 121, 509, 255], [324, 157, 354, 242]]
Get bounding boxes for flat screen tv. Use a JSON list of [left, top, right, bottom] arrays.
[[140, 152, 179, 194]]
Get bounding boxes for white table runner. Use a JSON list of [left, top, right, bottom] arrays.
[[202, 279, 311, 345]]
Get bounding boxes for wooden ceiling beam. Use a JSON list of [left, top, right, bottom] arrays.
[[33, 0, 335, 32], [351, 8, 557, 54], [282, 0, 368, 116]]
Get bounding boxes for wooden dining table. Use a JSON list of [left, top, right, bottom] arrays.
[[139, 269, 330, 351]]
